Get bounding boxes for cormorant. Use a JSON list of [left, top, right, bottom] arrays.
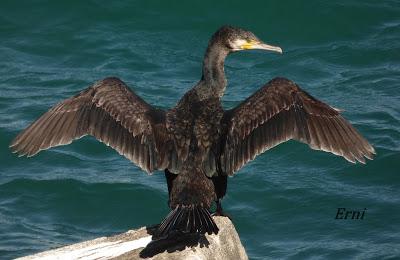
[[10, 25, 375, 238]]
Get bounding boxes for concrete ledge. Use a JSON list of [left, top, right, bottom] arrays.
[[17, 216, 248, 260]]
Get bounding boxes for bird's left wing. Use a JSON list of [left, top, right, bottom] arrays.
[[10, 77, 171, 173], [219, 77, 375, 176]]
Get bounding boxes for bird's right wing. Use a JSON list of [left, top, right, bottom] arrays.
[[220, 77, 375, 176], [10, 77, 171, 173]]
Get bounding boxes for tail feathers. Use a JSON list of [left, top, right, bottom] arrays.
[[156, 205, 219, 238]]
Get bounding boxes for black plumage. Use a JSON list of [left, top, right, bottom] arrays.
[[10, 25, 375, 237]]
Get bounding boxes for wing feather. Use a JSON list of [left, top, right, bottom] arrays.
[[220, 77, 375, 175], [10, 77, 171, 173]]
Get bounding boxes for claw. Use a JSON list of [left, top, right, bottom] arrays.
[[212, 200, 232, 220]]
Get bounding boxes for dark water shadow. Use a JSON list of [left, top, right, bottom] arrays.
[[139, 225, 210, 258]]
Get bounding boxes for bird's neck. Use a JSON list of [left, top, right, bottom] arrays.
[[198, 44, 229, 98]]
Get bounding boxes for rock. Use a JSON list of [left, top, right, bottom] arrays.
[[17, 216, 248, 260]]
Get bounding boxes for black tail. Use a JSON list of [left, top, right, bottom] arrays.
[[156, 204, 219, 238]]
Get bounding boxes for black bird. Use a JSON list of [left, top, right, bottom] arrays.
[[10, 25, 375, 237]]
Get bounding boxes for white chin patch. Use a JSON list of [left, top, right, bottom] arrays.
[[230, 39, 247, 51]]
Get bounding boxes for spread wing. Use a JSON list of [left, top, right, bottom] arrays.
[[220, 77, 375, 175], [10, 77, 171, 173]]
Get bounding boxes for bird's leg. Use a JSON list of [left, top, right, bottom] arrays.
[[164, 169, 177, 208], [212, 199, 231, 220]]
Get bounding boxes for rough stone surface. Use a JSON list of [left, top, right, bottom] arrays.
[[17, 216, 248, 260]]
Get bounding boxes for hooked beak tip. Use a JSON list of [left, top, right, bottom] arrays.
[[258, 43, 283, 54]]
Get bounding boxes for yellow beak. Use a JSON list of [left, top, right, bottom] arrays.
[[241, 40, 283, 54]]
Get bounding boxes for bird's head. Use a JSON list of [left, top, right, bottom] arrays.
[[212, 25, 282, 54]]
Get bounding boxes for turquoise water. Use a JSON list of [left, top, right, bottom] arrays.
[[1, 0, 399, 259]]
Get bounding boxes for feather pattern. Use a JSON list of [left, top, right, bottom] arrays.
[[220, 77, 375, 175], [156, 204, 219, 238], [10, 77, 171, 173]]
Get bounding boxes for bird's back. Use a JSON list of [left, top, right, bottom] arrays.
[[166, 87, 224, 176]]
